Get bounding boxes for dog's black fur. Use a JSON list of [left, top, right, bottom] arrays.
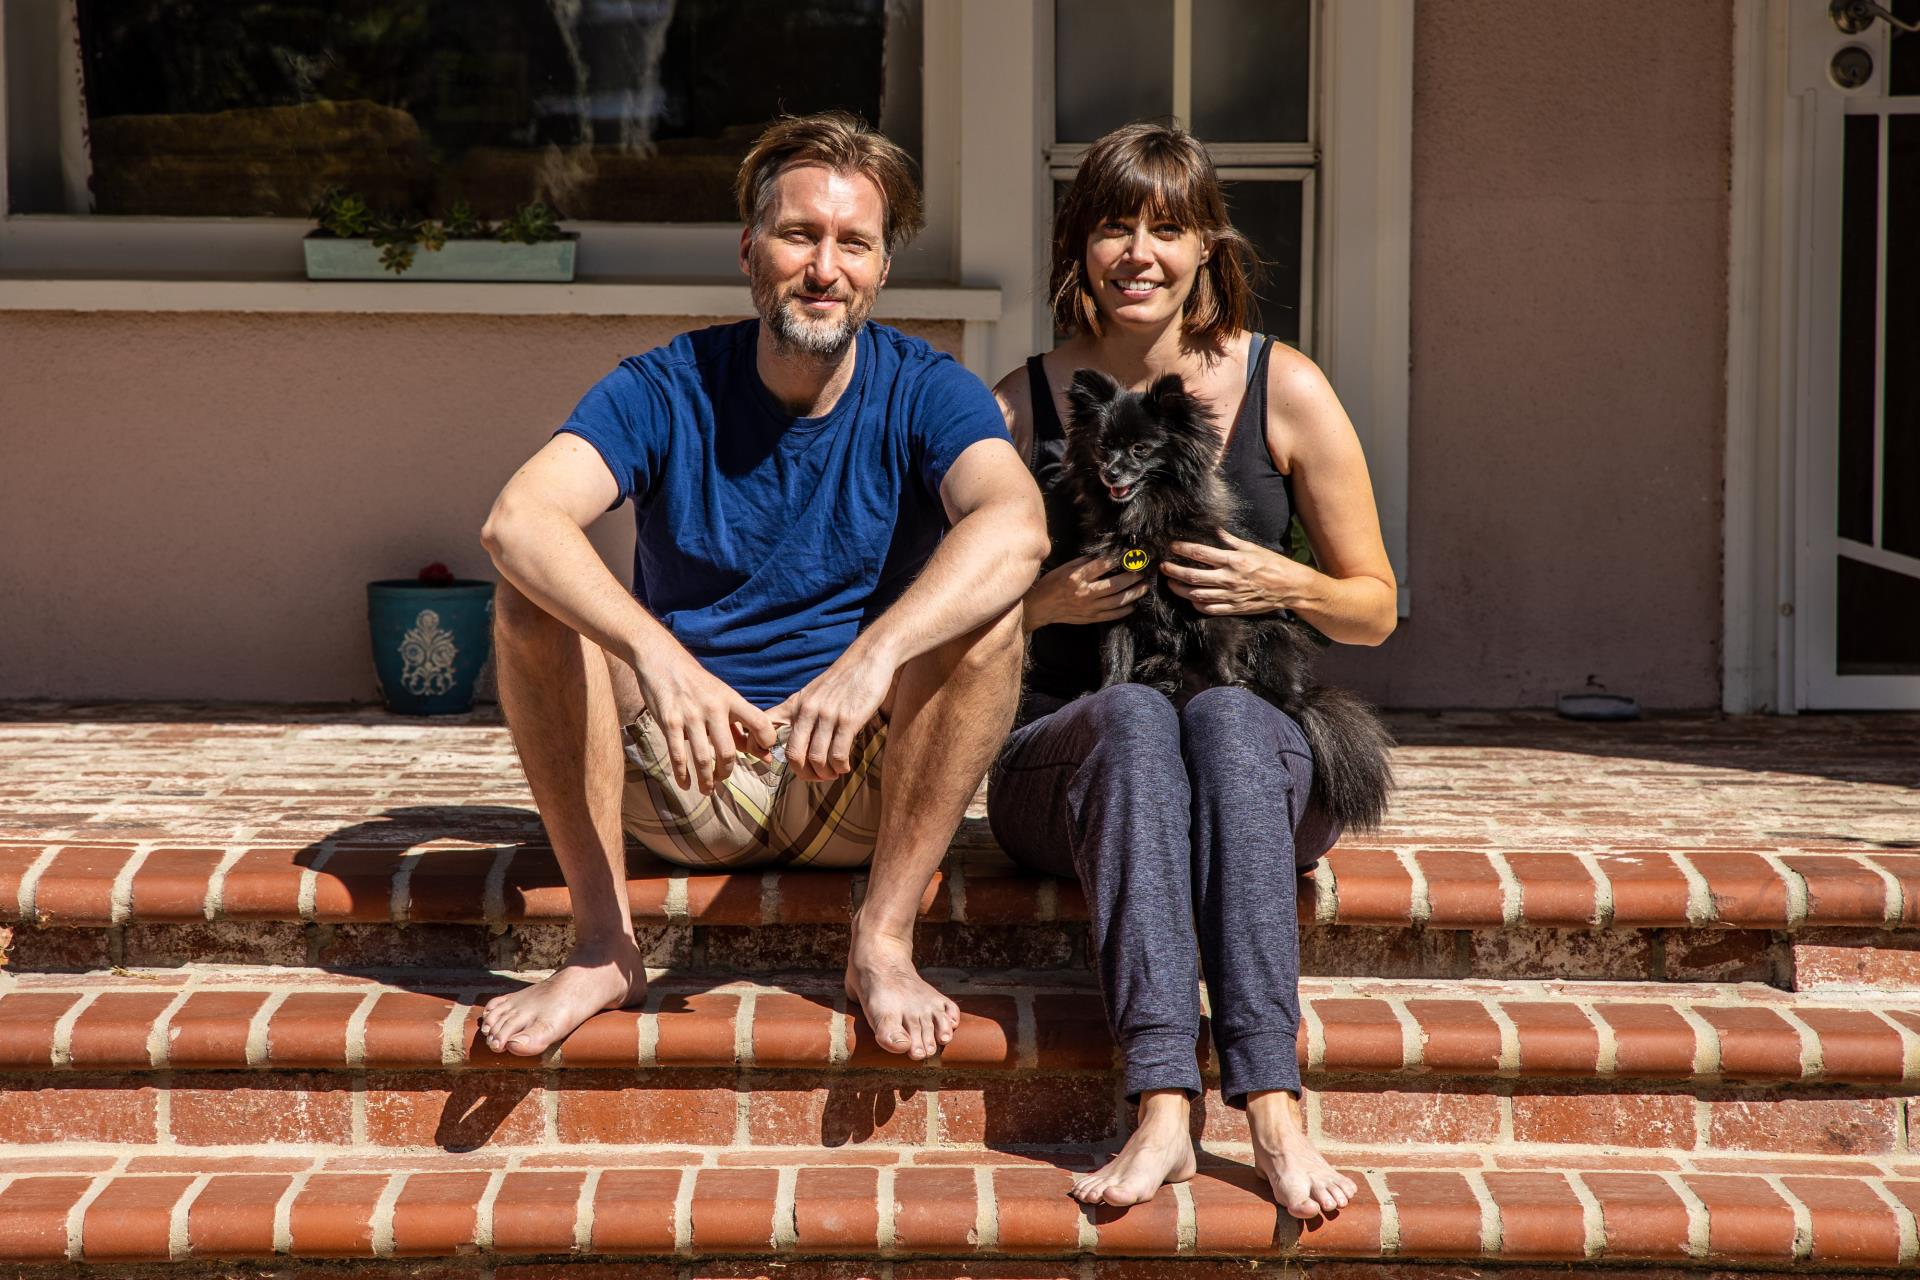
[[1062, 367, 1394, 830]]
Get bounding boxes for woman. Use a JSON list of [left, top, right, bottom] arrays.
[[988, 122, 1395, 1217]]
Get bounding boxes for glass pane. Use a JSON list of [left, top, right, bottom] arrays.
[[1837, 555, 1920, 675], [1885, 113, 1920, 557], [1223, 179, 1305, 347], [1839, 114, 1878, 545], [1055, 0, 1173, 144], [1891, 0, 1920, 96], [1191, 0, 1310, 143], [36, 0, 918, 222]]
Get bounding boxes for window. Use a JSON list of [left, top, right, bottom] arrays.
[[1049, 0, 1315, 349]]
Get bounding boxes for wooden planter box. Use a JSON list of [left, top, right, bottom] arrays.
[[303, 234, 577, 282]]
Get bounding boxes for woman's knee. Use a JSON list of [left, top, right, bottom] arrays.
[[1080, 683, 1183, 762], [1180, 686, 1309, 757]]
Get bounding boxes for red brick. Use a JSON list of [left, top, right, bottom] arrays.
[[1322, 848, 1414, 923], [683, 874, 764, 925], [32, 846, 136, 923], [390, 1171, 487, 1256], [289, 1172, 386, 1256], [1695, 1006, 1804, 1080], [187, 1173, 292, 1258], [1381, 1171, 1482, 1257], [67, 990, 174, 1068], [79, 1175, 194, 1261], [1504, 852, 1599, 925], [751, 992, 836, 1066], [1781, 1175, 1905, 1265], [361, 991, 459, 1066], [960, 871, 1050, 924], [559, 1070, 739, 1145], [750, 1075, 929, 1147], [1500, 1001, 1600, 1075], [0, 845, 47, 921], [4, 925, 116, 970], [1413, 850, 1506, 925], [128, 847, 225, 920], [941, 995, 1019, 1068], [1795, 1007, 1908, 1082], [655, 992, 742, 1065], [1868, 853, 1920, 927], [490, 1171, 586, 1254], [1032, 994, 1114, 1070], [545, 1007, 642, 1066], [1187, 1169, 1286, 1253], [1794, 935, 1920, 990], [1664, 929, 1775, 982], [0, 1076, 159, 1143], [399, 848, 502, 922], [307, 850, 406, 922], [1590, 853, 1694, 926], [1404, 999, 1502, 1072], [1686, 853, 1791, 926], [771, 871, 855, 923], [892, 1167, 978, 1253], [217, 850, 311, 919], [1580, 1171, 1692, 1260], [163, 990, 269, 1067], [938, 1077, 1116, 1146], [589, 1168, 682, 1252], [1592, 1003, 1698, 1076], [1316, 1086, 1501, 1146], [0, 991, 80, 1067], [170, 1073, 353, 1145], [1706, 1093, 1900, 1155], [1510, 1089, 1695, 1148], [1681, 1173, 1796, 1262], [794, 1167, 879, 1251], [897, 1267, 1076, 1280], [1310, 998, 1406, 1072], [1088, 1181, 1181, 1254], [1479, 1171, 1586, 1260], [265, 991, 368, 1066], [0, 1175, 95, 1262], [1782, 855, 1890, 924], [363, 1071, 546, 1148], [690, 1168, 779, 1253], [992, 1168, 1084, 1254]]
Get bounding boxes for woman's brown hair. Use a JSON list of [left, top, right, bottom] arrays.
[[1049, 121, 1259, 350], [735, 111, 925, 254]]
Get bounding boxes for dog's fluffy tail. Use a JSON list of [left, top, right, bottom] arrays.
[[1295, 684, 1395, 832]]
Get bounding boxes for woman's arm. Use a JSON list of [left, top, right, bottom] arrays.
[[1162, 347, 1397, 646]]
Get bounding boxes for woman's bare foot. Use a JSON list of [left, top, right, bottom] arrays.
[[844, 912, 959, 1061], [1071, 1090, 1197, 1206], [479, 938, 648, 1056], [1246, 1088, 1358, 1219]]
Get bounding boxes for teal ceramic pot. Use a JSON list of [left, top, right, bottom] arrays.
[[366, 580, 495, 715]]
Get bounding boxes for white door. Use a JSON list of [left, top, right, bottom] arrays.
[[1790, 1, 1920, 708]]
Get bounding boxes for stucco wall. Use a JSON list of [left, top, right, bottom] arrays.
[[1319, 0, 1732, 708]]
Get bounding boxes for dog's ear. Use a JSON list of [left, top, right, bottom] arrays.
[[1144, 373, 1188, 409], [1066, 368, 1122, 420]]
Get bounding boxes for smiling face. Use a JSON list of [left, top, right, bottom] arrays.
[[1083, 204, 1211, 332], [742, 163, 891, 359]]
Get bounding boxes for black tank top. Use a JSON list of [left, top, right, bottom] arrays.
[[1022, 333, 1296, 707]]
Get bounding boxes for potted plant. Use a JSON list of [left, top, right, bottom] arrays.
[[306, 189, 577, 281], [367, 563, 496, 715]]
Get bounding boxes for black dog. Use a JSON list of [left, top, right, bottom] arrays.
[[1062, 368, 1394, 830]]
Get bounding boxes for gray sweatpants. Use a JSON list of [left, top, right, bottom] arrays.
[[986, 682, 1338, 1106]]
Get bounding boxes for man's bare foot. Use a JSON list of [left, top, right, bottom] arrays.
[[1247, 1088, 1358, 1219], [479, 939, 648, 1057], [1071, 1090, 1197, 1206], [844, 913, 958, 1060]]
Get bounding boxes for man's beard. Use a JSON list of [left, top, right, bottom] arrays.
[[749, 246, 880, 361]]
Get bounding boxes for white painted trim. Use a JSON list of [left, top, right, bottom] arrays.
[[1319, 0, 1414, 616], [0, 276, 1002, 320]]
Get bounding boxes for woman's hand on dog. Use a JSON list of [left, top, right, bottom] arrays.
[[1162, 529, 1307, 615], [1023, 555, 1148, 630]]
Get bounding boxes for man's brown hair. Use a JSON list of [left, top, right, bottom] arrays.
[[735, 111, 925, 254], [1050, 121, 1260, 350]]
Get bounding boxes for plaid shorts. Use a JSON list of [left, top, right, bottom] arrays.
[[618, 707, 887, 869]]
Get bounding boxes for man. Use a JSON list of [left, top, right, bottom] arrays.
[[476, 112, 1047, 1062]]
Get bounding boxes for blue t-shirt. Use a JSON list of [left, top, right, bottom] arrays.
[[555, 319, 1010, 708]]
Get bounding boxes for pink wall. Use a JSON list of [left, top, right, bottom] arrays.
[[1, 1, 1734, 707], [1319, 0, 1733, 707]]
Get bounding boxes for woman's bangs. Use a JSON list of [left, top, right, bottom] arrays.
[[1091, 151, 1210, 233]]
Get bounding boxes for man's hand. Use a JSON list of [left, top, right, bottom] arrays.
[[1162, 529, 1308, 616], [767, 643, 897, 782], [633, 641, 777, 794]]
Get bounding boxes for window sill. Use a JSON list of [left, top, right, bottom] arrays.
[[0, 274, 1003, 321]]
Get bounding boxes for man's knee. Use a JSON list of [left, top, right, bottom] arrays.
[[914, 606, 1024, 689]]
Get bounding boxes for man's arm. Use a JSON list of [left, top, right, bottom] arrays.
[[772, 436, 1048, 779], [479, 434, 774, 791]]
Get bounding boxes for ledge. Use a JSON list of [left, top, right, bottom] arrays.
[[0, 274, 1004, 321]]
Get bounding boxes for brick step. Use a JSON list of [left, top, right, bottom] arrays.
[[6, 837, 1916, 989], [2, 971, 1914, 1159], [2, 1148, 1917, 1269]]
